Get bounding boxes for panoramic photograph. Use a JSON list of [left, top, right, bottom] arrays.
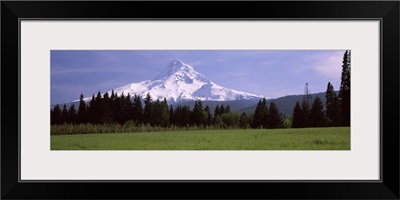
[[50, 50, 351, 150]]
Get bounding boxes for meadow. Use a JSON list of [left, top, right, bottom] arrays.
[[51, 127, 350, 150]]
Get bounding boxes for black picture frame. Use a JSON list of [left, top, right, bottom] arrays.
[[2, 1, 399, 199]]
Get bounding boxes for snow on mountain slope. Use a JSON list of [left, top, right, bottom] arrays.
[[83, 60, 264, 103]]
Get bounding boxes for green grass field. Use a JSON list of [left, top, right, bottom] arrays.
[[51, 127, 350, 150]]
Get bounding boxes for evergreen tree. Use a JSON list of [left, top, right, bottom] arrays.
[[172, 106, 180, 126], [96, 91, 102, 100], [61, 104, 68, 124], [115, 93, 124, 124], [173, 105, 191, 127], [132, 94, 143, 124], [113, 92, 126, 125], [310, 96, 326, 127], [111, 89, 115, 100], [301, 99, 310, 127], [262, 98, 269, 128], [214, 105, 220, 120], [191, 100, 205, 126], [103, 92, 110, 103], [110, 91, 119, 123], [125, 93, 134, 122], [118, 93, 133, 124], [51, 104, 62, 125], [173, 106, 182, 127], [113, 93, 123, 124], [94, 91, 104, 124], [225, 105, 231, 113], [204, 105, 213, 126], [160, 98, 170, 127], [102, 92, 114, 124], [180, 105, 191, 127], [88, 94, 96, 124], [147, 99, 169, 127], [78, 93, 88, 124], [50, 109, 53, 124], [143, 93, 152, 124], [239, 112, 249, 129], [251, 100, 261, 128], [68, 104, 77, 124], [325, 82, 341, 126], [291, 101, 304, 128], [169, 104, 175, 125], [252, 98, 267, 128], [149, 99, 161, 126], [268, 102, 284, 128], [220, 104, 226, 115], [339, 50, 351, 126]]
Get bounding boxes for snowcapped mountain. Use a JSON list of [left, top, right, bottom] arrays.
[[84, 60, 264, 104]]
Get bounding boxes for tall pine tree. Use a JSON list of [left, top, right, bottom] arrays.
[[113, 93, 123, 124], [78, 93, 88, 124], [160, 98, 170, 127], [51, 104, 62, 125], [124, 93, 134, 123], [268, 102, 284, 128], [339, 50, 351, 126], [68, 104, 77, 124], [143, 93, 152, 124], [169, 104, 175, 126], [325, 82, 341, 126], [191, 100, 205, 126], [310, 96, 326, 127], [204, 105, 213, 126], [262, 98, 269, 128], [61, 104, 68, 124], [88, 94, 96, 124], [102, 92, 114, 124], [214, 105, 220, 119], [252, 98, 267, 128], [220, 104, 226, 115], [225, 105, 231, 113], [291, 101, 304, 128], [94, 91, 103, 124], [239, 112, 249, 129], [149, 99, 161, 126], [180, 105, 191, 127], [132, 94, 143, 124]]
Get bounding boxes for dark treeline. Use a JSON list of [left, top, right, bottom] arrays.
[[51, 88, 289, 131], [51, 91, 249, 129]]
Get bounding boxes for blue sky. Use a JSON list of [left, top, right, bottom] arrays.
[[51, 50, 346, 105]]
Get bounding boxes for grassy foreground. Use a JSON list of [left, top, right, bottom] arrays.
[[51, 127, 350, 150]]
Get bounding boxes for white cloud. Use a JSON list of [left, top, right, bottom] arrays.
[[309, 51, 345, 79]]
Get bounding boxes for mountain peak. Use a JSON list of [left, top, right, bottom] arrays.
[[171, 60, 186, 67], [169, 60, 195, 72], [153, 60, 196, 81]]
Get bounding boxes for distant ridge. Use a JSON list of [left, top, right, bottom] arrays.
[[238, 91, 335, 116]]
